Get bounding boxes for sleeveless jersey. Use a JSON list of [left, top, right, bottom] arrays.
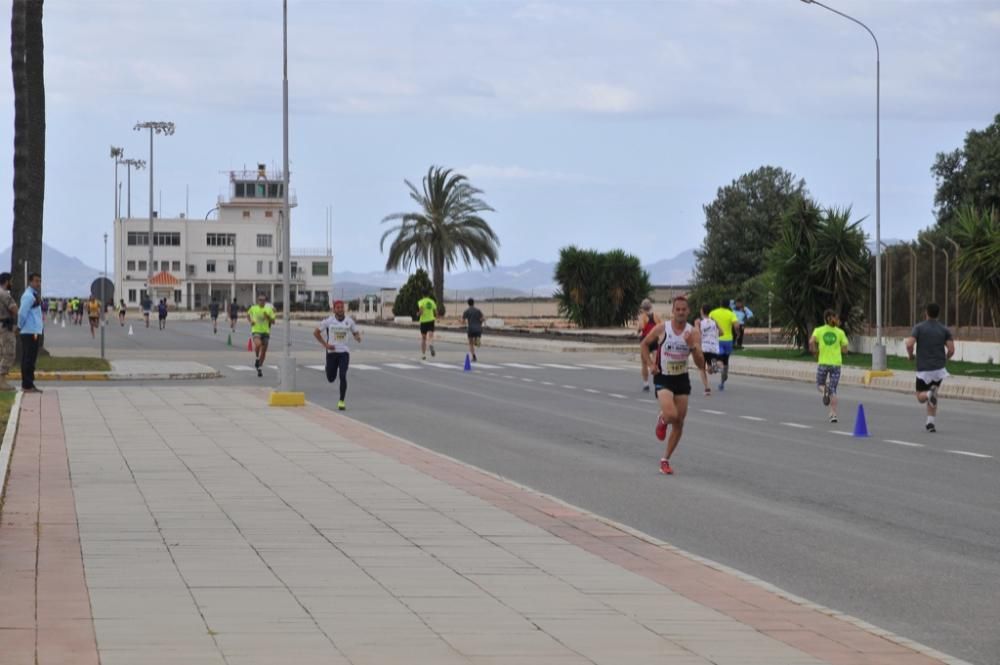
[[700, 318, 720, 354], [641, 312, 657, 338], [659, 322, 693, 376]]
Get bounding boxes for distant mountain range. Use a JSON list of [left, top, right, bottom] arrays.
[[0, 243, 107, 296]]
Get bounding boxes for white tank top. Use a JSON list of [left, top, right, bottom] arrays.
[[659, 322, 693, 375], [700, 317, 720, 354]]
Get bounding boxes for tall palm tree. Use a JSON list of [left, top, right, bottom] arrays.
[[381, 166, 499, 311], [954, 206, 1000, 332]]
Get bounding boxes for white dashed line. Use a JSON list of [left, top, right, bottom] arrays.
[[539, 363, 583, 370], [424, 362, 459, 370], [781, 422, 813, 429], [830, 431, 853, 436], [501, 363, 541, 369], [946, 450, 992, 459], [608, 393, 628, 399], [701, 409, 726, 415], [739, 415, 766, 422], [540, 381, 555, 386], [576, 364, 627, 371], [503, 375, 515, 379], [562, 385, 577, 390], [227, 365, 255, 371], [884, 439, 924, 448], [521, 378, 535, 383], [385, 363, 421, 370], [472, 363, 503, 369], [583, 388, 601, 394]]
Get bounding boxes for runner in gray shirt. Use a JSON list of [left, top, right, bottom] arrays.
[[462, 298, 485, 363], [905, 303, 955, 433]]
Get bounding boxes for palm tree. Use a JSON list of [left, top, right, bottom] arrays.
[[381, 166, 499, 312], [954, 206, 1000, 333]]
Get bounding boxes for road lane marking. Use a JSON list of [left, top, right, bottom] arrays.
[[385, 363, 421, 370], [539, 363, 583, 370], [830, 431, 853, 436], [424, 362, 459, 369], [540, 381, 555, 386], [521, 378, 535, 383], [349, 364, 382, 370], [501, 363, 541, 369], [701, 409, 726, 415], [946, 450, 992, 458], [583, 388, 601, 394], [609, 393, 628, 399], [472, 363, 503, 369], [562, 385, 577, 390], [503, 375, 515, 379], [227, 365, 255, 371], [739, 415, 766, 422], [576, 364, 626, 370], [885, 439, 924, 448], [781, 422, 812, 429]]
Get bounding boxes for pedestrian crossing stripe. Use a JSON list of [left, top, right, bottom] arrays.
[[500, 363, 541, 369], [471, 362, 503, 369], [539, 363, 583, 369], [424, 362, 460, 369], [384, 363, 421, 369], [228, 365, 255, 371]]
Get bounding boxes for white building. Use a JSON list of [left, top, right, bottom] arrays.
[[114, 166, 333, 310]]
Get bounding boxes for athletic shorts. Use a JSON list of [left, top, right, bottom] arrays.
[[467, 332, 482, 341], [915, 369, 948, 393], [646, 340, 659, 353], [211, 315, 218, 320], [253, 333, 270, 342], [718, 340, 733, 357], [654, 372, 691, 397], [703, 352, 718, 365], [420, 321, 435, 335], [816, 365, 842, 394], [89, 317, 98, 324]]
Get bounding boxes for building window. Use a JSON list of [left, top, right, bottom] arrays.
[[138, 260, 147, 272], [242, 210, 251, 219], [311, 261, 329, 277], [234, 182, 246, 197], [227, 261, 235, 274], [206, 233, 235, 247], [153, 232, 180, 246], [128, 289, 137, 303], [171, 261, 181, 272], [269, 261, 273, 274], [256, 260, 263, 274], [277, 261, 283, 274], [256, 234, 273, 248], [126, 260, 136, 271], [206, 260, 216, 273], [127, 232, 149, 246], [291, 261, 298, 277], [174, 290, 182, 304], [187, 264, 196, 277], [264, 210, 274, 218], [313, 291, 329, 306]]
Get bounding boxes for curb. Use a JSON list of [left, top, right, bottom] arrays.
[[316, 401, 972, 665], [0, 390, 24, 505], [8, 371, 221, 381]]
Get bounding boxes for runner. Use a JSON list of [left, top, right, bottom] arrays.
[[905, 303, 954, 433], [247, 293, 276, 377], [229, 297, 239, 333], [209, 300, 220, 334], [640, 295, 705, 475], [117, 299, 127, 326], [142, 295, 152, 328], [87, 295, 101, 339], [809, 309, 849, 423], [637, 298, 661, 392], [709, 299, 739, 391], [462, 297, 484, 362], [157, 298, 168, 330], [416, 292, 437, 360], [697, 303, 721, 397], [732, 298, 754, 350], [58, 298, 66, 326], [314, 299, 362, 411]]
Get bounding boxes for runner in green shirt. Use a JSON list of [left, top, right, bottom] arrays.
[[809, 309, 849, 423], [246, 293, 276, 378], [416, 293, 437, 360]]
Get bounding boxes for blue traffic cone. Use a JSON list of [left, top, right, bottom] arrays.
[[226, 333, 232, 347], [463, 354, 472, 372], [852, 403, 870, 438]]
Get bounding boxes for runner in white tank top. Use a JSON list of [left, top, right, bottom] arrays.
[[697, 303, 721, 396], [639, 295, 706, 476]]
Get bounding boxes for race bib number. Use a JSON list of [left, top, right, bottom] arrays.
[[665, 360, 687, 376], [333, 331, 347, 341]]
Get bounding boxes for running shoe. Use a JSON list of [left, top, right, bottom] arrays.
[[256, 367, 263, 378], [718, 381, 725, 392], [829, 413, 838, 423], [472, 354, 477, 362], [704, 387, 711, 397], [822, 384, 831, 406], [659, 458, 673, 475], [655, 415, 667, 441], [337, 400, 346, 411], [430, 345, 436, 357], [422, 355, 427, 360], [642, 384, 650, 393], [928, 385, 938, 407], [926, 422, 936, 433]]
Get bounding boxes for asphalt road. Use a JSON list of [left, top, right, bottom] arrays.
[[44, 319, 1000, 664]]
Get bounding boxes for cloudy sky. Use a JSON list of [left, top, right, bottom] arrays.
[[1, 0, 998, 272]]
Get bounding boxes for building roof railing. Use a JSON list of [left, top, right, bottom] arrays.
[[292, 247, 331, 257]]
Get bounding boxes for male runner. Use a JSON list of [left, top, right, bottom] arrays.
[[157, 298, 168, 330], [247, 293, 276, 377], [229, 297, 239, 333], [462, 297, 484, 362], [416, 292, 437, 360], [640, 295, 705, 475], [732, 298, 753, 350], [809, 309, 849, 423], [142, 295, 152, 328], [117, 299, 127, 326], [905, 303, 954, 433], [87, 295, 101, 339], [697, 303, 720, 397], [314, 300, 362, 411], [637, 299, 661, 392], [209, 300, 220, 334], [709, 299, 739, 391]]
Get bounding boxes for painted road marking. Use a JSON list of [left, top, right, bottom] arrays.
[[583, 388, 601, 394], [830, 431, 853, 436], [501, 363, 541, 369], [424, 362, 459, 369], [539, 363, 583, 370], [781, 422, 813, 429], [885, 439, 924, 448], [473, 363, 503, 369], [503, 375, 515, 379], [609, 393, 628, 399], [739, 415, 766, 422], [227, 365, 255, 371], [946, 450, 992, 458], [521, 378, 535, 383], [385, 363, 421, 370], [541, 381, 555, 386], [561, 385, 577, 390], [576, 364, 627, 371], [701, 409, 726, 415]]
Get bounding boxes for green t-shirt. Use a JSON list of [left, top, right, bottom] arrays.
[[417, 297, 437, 323], [709, 307, 739, 341], [248, 304, 275, 334], [812, 324, 849, 366]]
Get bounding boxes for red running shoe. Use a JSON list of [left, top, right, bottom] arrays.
[[659, 458, 673, 475], [655, 415, 667, 441]]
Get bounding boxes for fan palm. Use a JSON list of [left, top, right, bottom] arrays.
[[381, 166, 499, 311], [954, 206, 1000, 329]]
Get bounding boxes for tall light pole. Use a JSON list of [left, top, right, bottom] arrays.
[[101, 233, 108, 360], [110, 146, 123, 219], [279, 0, 296, 392], [121, 158, 146, 219], [800, 0, 885, 370], [133, 121, 175, 302]]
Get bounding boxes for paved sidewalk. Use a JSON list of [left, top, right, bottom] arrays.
[[0, 387, 968, 664]]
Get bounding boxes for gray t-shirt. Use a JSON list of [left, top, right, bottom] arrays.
[[911, 319, 952, 372], [462, 307, 484, 334]]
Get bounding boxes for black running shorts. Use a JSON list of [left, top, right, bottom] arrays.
[[654, 373, 691, 396], [420, 321, 435, 335]]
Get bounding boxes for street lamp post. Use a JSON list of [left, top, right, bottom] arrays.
[[133, 121, 175, 302], [121, 158, 146, 219], [279, 0, 295, 392], [101, 233, 107, 360], [110, 146, 123, 219], [800, 0, 885, 370]]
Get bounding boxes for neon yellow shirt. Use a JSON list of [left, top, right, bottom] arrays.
[[812, 324, 849, 366], [248, 304, 275, 334], [417, 297, 437, 323], [709, 307, 739, 341]]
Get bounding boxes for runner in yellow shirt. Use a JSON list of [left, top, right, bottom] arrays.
[[809, 309, 849, 423], [416, 293, 437, 360], [246, 293, 276, 378], [708, 299, 739, 391]]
